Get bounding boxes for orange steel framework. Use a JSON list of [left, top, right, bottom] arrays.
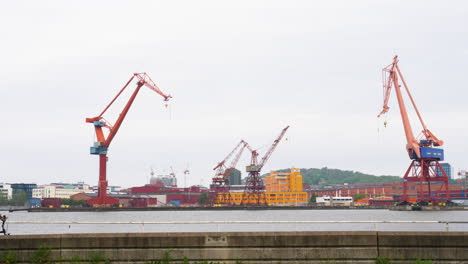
[[378, 56, 449, 204], [241, 126, 289, 206], [86, 73, 171, 206]]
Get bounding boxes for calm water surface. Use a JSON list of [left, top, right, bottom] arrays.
[[1, 209, 467, 235]]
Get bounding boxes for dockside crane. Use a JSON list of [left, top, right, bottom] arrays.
[[211, 140, 250, 204], [241, 126, 289, 205], [378, 56, 449, 204], [212, 140, 250, 188], [86, 73, 172, 206]]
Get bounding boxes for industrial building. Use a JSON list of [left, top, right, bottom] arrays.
[[308, 181, 466, 201], [217, 192, 308, 206], [127, 184, 209, 206], [215, 168, 308, 206], [265, 168, 303, 192], [437, 163, 453, 179], [316, 196, 353, 206], [0, 183, 12, 200], [32, 183, 93, 199]]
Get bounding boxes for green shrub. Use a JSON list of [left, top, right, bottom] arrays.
[[145, 251, 172, 264], [375, 257, 391, 264], [89, 253, 110, 264], [30, 245, 52, 264], [1, 251, 18, 264], [68, 255, 82, 264]]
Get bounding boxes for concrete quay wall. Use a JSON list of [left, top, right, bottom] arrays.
[[0, 232, 467, 263]]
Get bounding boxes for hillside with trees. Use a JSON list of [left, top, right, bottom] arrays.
[[264, 167, 401, 186]]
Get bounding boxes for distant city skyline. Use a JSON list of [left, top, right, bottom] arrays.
[[1, 1, 467, 188]]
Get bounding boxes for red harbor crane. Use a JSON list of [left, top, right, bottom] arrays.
[[241, 126, 289, 205], [86, 73, 172, 206], [378, 56, 449, 204], [211, 140, 251, 204]]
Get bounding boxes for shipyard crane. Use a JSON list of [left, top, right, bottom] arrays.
[[212, 140, 250, 188], [210, 140, 250, 204], [378, 56, 449, 203], [86, 73, 171, 206], [241, 126, 289, 205]]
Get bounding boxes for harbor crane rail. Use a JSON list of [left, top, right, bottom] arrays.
[[86, 73, 171, 206]]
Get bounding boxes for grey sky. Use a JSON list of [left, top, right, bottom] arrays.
[[1, 1, 467, 188]]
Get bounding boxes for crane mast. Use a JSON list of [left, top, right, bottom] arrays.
[[241, 126, 289, 205], [86, 73, 171, 207], [211, 140, 250, 205], [378, 56, 449, 204]]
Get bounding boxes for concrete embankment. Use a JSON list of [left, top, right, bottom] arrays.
[[0, 232, 467, 263]]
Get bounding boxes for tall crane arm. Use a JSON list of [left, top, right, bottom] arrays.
[[222, 141, 250, 180], [258, 126, 289, 169], [228, 141, 250, 169], [135, 73, 172, 101], [213, 140, 246, 176], [377, 56, 443, 159], [86, 73, 171, 151]]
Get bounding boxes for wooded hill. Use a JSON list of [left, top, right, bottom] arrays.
[[263, 167, 401, 185]]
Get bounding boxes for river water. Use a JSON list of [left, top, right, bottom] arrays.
[[1, 209, 467, 235]]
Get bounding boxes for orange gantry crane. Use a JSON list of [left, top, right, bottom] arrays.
[[378, 56, 449, 204], [241, 126, 289, 205], [86, 73, 171, 206]]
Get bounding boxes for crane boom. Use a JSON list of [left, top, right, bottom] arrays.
[[86, 73, 172, 150], [135, 73, 172, 101], [259, 126, 290, 169], [377, 56, 443, 159], [213, 140, 246, 173], [228, 141, 250, 169], [242, 126, 289, 206], [213, 140, 249, 184], [377, 56, 449, 204], [86, 73, 171, 206]]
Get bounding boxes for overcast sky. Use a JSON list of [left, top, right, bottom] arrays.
[[1, 1, 467, 188]]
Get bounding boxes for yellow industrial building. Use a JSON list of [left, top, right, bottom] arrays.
[[265, 168, 303, 192], [215, 168, 308, 205]]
